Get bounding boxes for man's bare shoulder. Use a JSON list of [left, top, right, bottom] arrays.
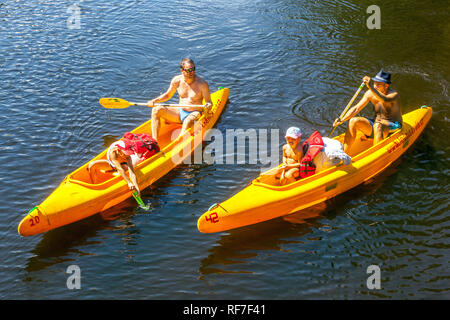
[[194, 75, 209, 87], [365, 89, 380, 102], [387, 88, 399, 97], [171, 75, 183, 86], [364, 90, 374, 98]]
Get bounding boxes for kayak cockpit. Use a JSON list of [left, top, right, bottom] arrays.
[[253, 132, 376, 188], [67, 121, 183, 187]]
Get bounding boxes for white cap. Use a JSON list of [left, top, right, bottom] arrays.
[[285, 127, 302, 139]]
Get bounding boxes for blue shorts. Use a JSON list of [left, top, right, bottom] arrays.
[[365, 118, 402, 138], [179, 109, 200, 122]]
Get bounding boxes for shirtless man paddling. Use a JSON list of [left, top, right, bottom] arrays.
[[333, 70, 402, 153], [147, 58, 213, 141]]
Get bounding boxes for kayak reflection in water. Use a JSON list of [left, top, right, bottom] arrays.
[[147, 58, 213, 142], [274, 127, 303, 185], [333, 70, 403, 153]]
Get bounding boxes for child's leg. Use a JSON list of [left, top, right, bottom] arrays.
[[273, 167, 285, 179], [284, 168, 300, 184], [279, 169, 287, 185]]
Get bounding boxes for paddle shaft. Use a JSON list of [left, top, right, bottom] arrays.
[[133, 102, 205, 108], [99, 97, 207, 109], [328, 82, 365, 137]]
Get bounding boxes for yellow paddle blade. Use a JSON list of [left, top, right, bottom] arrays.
[[99, 98, 132, 109]]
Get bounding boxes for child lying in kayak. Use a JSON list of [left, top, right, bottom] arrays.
[[87, 133, 159, 196], [275, 127, 303, 185]]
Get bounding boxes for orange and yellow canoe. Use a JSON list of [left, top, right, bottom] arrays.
[[19, 87, 229, 236], [197, 106, 432, 233]]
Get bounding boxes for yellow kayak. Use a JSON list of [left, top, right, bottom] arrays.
[[19, 87, 229, 236], [197, 106, 432, 233]]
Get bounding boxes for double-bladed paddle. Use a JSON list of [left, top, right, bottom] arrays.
[[99, 97, 204, 109]]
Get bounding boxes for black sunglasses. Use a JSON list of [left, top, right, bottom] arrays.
[[182, 66, 195, 73]]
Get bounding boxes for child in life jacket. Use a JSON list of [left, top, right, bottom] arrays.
[[88, 133, 159, 196], [275, 127, 303, 185]]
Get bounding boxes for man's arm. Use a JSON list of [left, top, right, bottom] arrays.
[[201, 81, 213, 111], [344, 92, 370, 120], [147, 77, 179, 106], [202, 82, 212, 105], [334, 91, 370, 126]]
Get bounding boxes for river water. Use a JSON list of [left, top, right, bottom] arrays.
[[0, 0, 448, 299]]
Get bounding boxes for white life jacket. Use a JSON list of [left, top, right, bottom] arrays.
[[313, 137, 351, 172]]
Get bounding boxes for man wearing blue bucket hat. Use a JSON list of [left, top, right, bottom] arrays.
[[333, 70, 403, 153]]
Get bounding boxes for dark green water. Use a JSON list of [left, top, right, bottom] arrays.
[[0, 0, 448, 299]]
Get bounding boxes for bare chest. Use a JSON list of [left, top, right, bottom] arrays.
[[284, 147, 302, 162], [368, 95, 395, 113], [177, 80, 203, 100]]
